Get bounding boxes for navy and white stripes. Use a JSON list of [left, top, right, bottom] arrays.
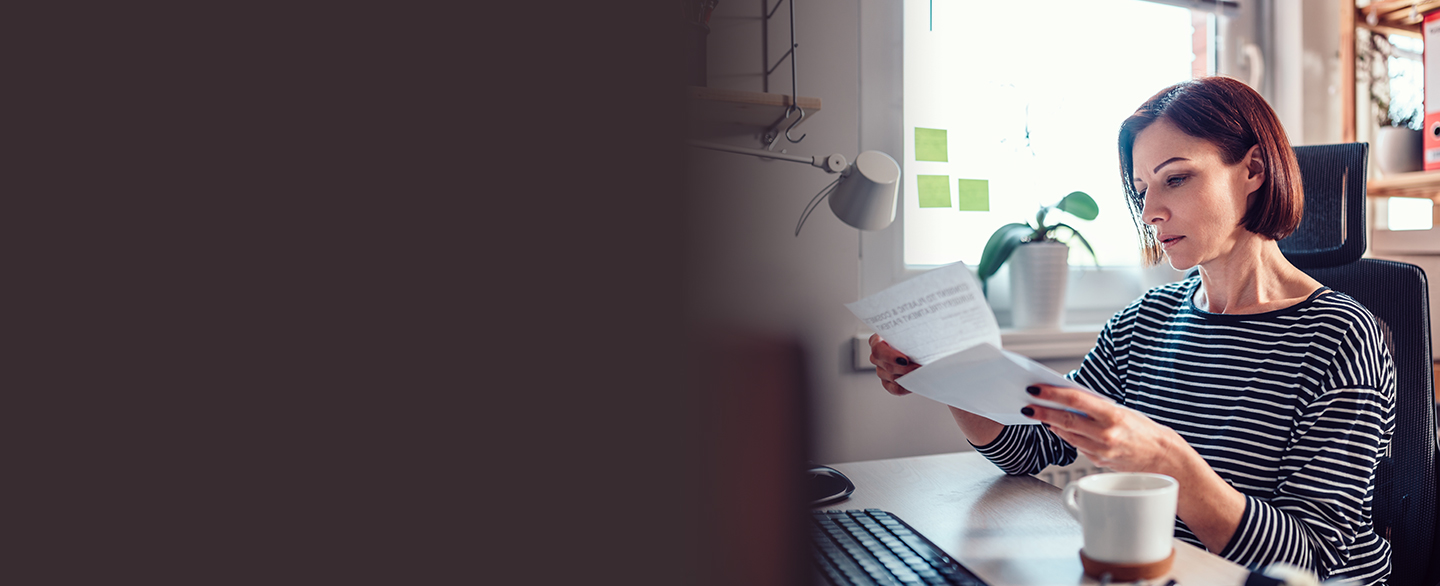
[[971, 278, 1395, 585]]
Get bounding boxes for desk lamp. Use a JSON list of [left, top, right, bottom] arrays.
[[687, 139, 901, 235]]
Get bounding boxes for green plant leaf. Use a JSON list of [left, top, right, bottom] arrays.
[[1053, 222, 1099, 265], [1055, 191, 1098, 221], [977, 223, 1034, 282]]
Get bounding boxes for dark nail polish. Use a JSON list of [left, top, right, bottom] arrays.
[[896, 357, 909, 366], [1020, 407, 1034, 417], [1026, 385, 1040, 396]]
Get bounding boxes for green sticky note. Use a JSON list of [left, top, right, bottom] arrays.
[[956, 179, 989, 211], [916, 175, 951, 208], [915, 127, 948, 162]]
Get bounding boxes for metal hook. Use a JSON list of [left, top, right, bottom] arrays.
[[784, 105, 807, 143]]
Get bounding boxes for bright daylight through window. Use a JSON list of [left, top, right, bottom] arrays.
[[903, 0, 1201, 268]]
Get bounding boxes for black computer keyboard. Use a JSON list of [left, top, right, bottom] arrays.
[[810, 509, 988, 586]]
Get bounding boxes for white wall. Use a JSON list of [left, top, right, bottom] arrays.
[[1300, 0, 1342, 146], [1218, 0, 1341, 146], [688, 0, 975, 464]]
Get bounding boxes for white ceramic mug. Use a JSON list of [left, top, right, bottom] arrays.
[[1061, 472, 1178, 564]]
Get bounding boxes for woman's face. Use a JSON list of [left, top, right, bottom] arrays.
[[1130, 118, 1265, 271]]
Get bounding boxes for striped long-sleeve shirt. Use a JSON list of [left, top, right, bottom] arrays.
[[972, 278, 1395, 585]]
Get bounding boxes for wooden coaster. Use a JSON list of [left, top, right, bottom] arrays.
[[1079, 548, 1175, 582]]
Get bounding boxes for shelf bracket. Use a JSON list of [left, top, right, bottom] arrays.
[[761, 0, 805, 149], [765, 46, 795, 76]]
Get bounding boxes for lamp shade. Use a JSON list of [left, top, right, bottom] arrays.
[[828, 150, 900, 231]]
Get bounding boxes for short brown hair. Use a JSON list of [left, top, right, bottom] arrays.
[[1118, 76, 1303, 265]]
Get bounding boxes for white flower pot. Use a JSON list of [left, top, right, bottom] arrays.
[[1376, 126, 1423, 175], [1009, 241, 1069, 331]]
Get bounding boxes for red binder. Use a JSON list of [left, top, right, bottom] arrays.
[[1423, 11, 1440, 170]]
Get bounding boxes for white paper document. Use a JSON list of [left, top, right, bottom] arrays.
[[845, 262, 1107, 425], [844, 261, 1001, 366]]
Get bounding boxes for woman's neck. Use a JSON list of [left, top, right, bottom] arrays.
[[1193, 239, 1320, 315]]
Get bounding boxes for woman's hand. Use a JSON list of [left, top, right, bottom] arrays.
[[867, 334, 920, 396], [1021, 384, 1185, 473], [1023, 383, 1246, 552], [870, 334, 1004, 445]]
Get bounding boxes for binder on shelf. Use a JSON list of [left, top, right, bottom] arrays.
[[1424, 11, 1440, 170]]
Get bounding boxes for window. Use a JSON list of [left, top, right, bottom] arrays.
[[1382, 32, 1423, 131], [858, 0, 1225, 334], [1385, 197, 1434, 231], [902, 0, 1205, 268]]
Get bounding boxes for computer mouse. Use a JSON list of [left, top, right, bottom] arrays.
[[807, 464, 855, 507]]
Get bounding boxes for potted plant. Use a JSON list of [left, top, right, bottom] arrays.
[[976, 191, 1099, 330], [1361, 30, 1424, 174]]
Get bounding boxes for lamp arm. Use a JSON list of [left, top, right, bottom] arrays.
[[686, 139, 846, 173]]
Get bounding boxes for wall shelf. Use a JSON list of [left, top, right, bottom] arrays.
[[686, 86, 821, 139], [1340, 1, 1436, 141], [1368, 170, 1440, 201], [1341, 1, 1439, 200], [1353, 0, 1438, 36]]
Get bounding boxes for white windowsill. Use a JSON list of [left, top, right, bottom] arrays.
[[851, 326, 1101, 371], [997, 326, 1103, 360]]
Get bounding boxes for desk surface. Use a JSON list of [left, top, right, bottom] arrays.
[[823, 451, 1249, 586]]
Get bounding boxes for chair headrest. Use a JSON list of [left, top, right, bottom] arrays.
[[1279, 143, 1368, 268]]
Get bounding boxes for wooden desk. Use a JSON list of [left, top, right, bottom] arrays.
[[823, 452, 1249, 586]]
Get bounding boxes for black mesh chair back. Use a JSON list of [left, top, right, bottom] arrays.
[[1281, 143, 1439, 586], [1282, 144, 1369, 269]]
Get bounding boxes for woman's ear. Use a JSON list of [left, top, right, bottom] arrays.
[[1244, 144, 1265, 192]]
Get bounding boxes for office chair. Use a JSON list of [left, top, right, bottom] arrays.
[[1281, 143, 1440, 586]]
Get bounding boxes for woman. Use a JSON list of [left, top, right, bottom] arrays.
[[870, 76, 1394, 585]]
